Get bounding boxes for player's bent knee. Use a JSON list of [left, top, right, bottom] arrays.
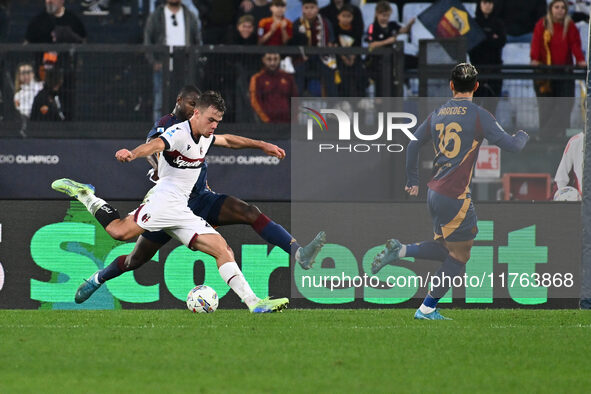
[[105, 217, 142, 241], [226, 244, 235, 261], [242, 204, 262, 224], [106, 228, 126, 241], [210, 241, 233, 261], [449, 251, 470, 264], [107, 228, 135, 242], [189, 234, 230, 257]]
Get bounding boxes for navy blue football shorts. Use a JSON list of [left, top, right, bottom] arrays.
[[427, 188, 478, 242], [141, 189, 228, 245]]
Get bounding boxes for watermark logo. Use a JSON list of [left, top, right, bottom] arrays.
[[302, 107, 328, 133], [301, 107, 417, 153]]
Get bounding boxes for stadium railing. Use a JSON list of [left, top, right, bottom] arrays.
[[0, 43, 403, 139]]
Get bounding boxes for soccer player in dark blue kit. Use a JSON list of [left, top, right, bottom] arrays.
[[73, 85, 325, 304], [371, 63, 529, 320]]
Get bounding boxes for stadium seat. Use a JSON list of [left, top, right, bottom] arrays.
[[502, 43, 531, 65], [401, 3, 433, 56], [502, 42, 535, 121], [360, 1, 399, 29], [576, 21, 588, 59], [463, 2, 477, 17], [401, 2, 431, 23], [501, 43, 536, 103]]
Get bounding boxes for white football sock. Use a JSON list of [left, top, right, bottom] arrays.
[[218, 262, 259, 307], [419, 304, 436, 314], [77, 192, 107, 215], [399, 244, 407, 257], [90, 272, 100, 285]]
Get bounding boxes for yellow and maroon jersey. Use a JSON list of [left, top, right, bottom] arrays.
[[406, 98, 528, 199]]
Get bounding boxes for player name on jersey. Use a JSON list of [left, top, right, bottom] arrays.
[[437, 106, 468, 116]]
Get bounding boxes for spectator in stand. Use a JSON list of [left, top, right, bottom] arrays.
[[258, 0, 292, 45], [554, 131, 584, 197], [25, 0, 86, 45], [493, 0, 546, 43], [228, 14, 258, 45], [334, 4, 366, 97], [531, 0, 586, 141], [13, 62, 44, 118], [249, 53, 297, 123], [365, 1, 414, 97], [226, 15, 259, 122], [30, 68, 65, 121], [25, 0, 86, 121], [144, 0, 201, 122], [469, 0, 506, 115], [195, 0, 251, 44], [320, 0, 363, 43], [241, 0, 271, 29], [291, 0, 337, 97]]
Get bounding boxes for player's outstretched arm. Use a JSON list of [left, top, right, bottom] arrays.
[[405, 185, 419, 196], [480, 109, 529, 153], [115, 138, 166, 163], [213, 134, 286, 159], [485, 129, 529, 153], [405, 115, 431, 195]]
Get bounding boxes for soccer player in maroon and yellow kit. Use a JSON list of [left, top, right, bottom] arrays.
[[372, 63, 529, 320], [249, 53, 298, 123], [258, 0, 292, 45]]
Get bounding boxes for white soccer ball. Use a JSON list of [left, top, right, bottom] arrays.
[[186, 285, 218, 313], [553, 186, 582, 201]]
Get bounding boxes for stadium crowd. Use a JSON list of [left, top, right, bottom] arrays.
[[0, 0, 588, 136]]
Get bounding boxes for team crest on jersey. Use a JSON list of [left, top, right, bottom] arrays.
[[141, 213, 151, 223]]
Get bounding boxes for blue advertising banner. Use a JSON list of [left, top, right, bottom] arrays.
[[0, 139, 290, 200]]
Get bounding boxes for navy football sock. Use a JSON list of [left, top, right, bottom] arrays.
[[405, 241, 449, 262], [431, 255, 466, 299], [252, 214, 301, 255], [422, 294, 439, 309], [97, 255, 128, 283]]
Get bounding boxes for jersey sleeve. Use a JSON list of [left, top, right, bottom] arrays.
[[147, 114, 173, 141], [389, 21, 402, 36], [478, 108, 529, 152], [159, 125, 183, 152], [147, 122, 164, 141], [554, 136, 576, 188], [405, 114, 433, 187]]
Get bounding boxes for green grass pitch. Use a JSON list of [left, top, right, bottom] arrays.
[[1, 309, 590, 393]]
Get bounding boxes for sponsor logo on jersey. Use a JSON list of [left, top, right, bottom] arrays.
[[141, 213, 151, 223], [164, 150, 205, 169]]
